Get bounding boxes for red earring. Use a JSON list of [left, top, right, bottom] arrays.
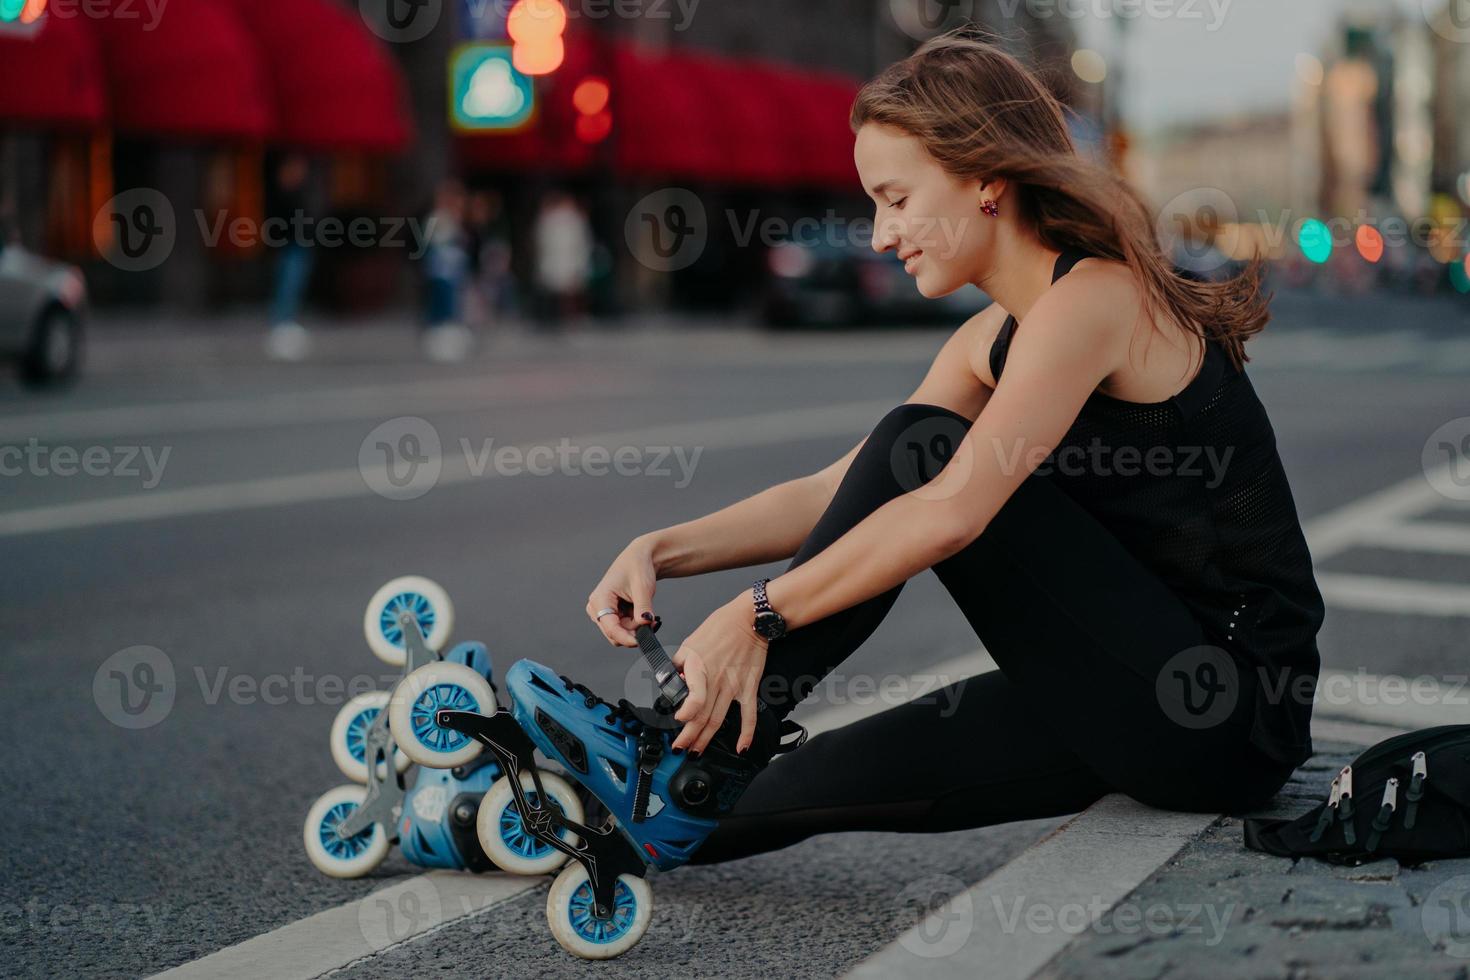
[[980, 199, 999, 217]]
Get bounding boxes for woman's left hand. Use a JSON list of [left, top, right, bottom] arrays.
[[670, 595, 769, 755]]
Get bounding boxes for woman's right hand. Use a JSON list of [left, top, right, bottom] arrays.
[[586, 537, 661, 647]]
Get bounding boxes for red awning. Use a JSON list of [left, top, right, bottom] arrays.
[[226, 0, 411, 153], [457, 35, 860, 189], [611, 40, 862, 187], [94, 0, 271, 140], [0, 14, 107, 128]]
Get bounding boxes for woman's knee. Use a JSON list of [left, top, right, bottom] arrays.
[[865, 402, 974, 493]]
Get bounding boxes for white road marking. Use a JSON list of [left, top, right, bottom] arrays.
[[0, 370, 632, 442], [0, 399, 897, 538], [1352, 520, 1470, 555], [148, 651, 998, 980], [1313, 669, 1469, 729], [1303, 461, 1470, 616], [1316, 572, 1470, 618], [843, 712, 1401, 980]]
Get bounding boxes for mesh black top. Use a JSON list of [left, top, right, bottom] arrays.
[[988, 247, 1325, 767]]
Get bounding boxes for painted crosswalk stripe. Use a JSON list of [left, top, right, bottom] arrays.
[[0, 399, 897, 538]]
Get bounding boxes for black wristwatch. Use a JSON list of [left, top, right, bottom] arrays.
[[751, 577, 787, 641]]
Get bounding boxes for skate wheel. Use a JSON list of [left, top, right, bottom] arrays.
[[387, 661, 494, 769], [546, 863, 652, 959], [329, 691, 411, 783], [478, 771, 585, 875], [303, 784, 390, 879], [364, 576, 454, 666]]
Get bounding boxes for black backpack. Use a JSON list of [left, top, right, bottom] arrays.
[[1243, 725, 1470, 865]]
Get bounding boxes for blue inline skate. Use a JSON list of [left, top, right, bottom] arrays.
[[394, 619, 805, 958], [304, 577, 583, 879]]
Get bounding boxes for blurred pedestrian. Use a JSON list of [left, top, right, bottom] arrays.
[[464, 189, 514, 332], [421, 177, 474, 363], [265, 153, 317, 362], [532, 190, 592, 330]]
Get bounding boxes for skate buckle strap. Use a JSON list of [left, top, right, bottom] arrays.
[[1337, 766, 1356, 846], [1404, 751, 1427, 830], [1365, 777, 1398, 853], [1309, 771, 1344, 843], [631, 725, 664, 824]]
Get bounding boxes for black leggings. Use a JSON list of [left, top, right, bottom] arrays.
[[690, 402, 1298, 865]]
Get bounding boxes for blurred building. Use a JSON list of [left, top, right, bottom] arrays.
[[1, 0, 1081, 319]]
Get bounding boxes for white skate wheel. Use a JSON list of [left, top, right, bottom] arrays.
[[477, 771, 584, 875], [387, 661, 494, 769], [546, 862, 652, 959], [303, 784, 390, 879], [329, 691, 411, 783], [364, 576, 454, 666]]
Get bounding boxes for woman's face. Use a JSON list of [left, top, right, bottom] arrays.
[[854, 122, 990, 298]]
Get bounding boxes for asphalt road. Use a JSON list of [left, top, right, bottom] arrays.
[[1, 288, 1467, 978]]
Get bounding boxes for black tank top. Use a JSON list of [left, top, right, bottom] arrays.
[[990, 247, 1325, 768]]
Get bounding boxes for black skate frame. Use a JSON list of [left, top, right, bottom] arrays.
[[436, 623, 689, 920]]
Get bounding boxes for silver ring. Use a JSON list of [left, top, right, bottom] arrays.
[[594, 607, 617, 619]]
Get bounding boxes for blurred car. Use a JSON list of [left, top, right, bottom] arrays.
[[0, 239, 86, 387], [763, 239, 989, 328]]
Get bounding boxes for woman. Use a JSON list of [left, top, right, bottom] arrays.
[[578, 28, 1326, 863]]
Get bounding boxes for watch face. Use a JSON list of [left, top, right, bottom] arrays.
[[754, 610, 786, 639]]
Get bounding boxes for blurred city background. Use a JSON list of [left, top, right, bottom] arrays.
[[1, 0, 1468, 380]]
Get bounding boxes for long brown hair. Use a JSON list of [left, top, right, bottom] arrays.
[[850, 27, 1269, 371]]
